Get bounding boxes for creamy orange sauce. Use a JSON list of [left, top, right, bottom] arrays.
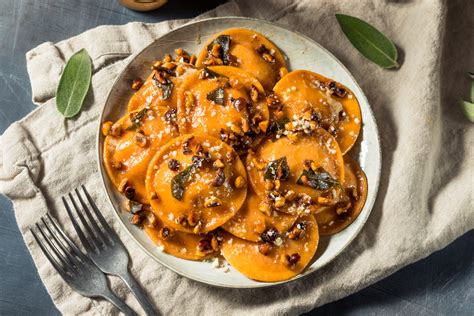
[[221, 215, 318, 282], [273, 70, 361, 154], [196, 28, 287, 91]]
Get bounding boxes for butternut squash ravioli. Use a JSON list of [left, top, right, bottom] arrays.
[[102, 28, 368, 282]]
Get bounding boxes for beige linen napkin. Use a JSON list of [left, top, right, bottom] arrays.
[[1, 0, 473, 315]]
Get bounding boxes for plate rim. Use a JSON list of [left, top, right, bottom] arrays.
[[96, 16, 382, 289]]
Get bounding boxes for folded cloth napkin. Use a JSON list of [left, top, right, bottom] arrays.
[[1, 0, 473, 314]]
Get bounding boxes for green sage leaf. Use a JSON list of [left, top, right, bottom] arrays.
[[207, 87, 225, 105], [297, 168, 340, 191], [125, 107, 148, 131], [207, 35, 231, 64], [171, 165, 194, 201], [335, 14, 399, 69], [264, 157, 290, 181], [56, 49, 92, 118], [461, 100, 474, 123]]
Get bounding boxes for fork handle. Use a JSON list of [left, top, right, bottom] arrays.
[[100, 289, 137, 316], [120, 270, 157, 315]]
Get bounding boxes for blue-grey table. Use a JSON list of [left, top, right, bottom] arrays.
[[0, 1, 472, 315]]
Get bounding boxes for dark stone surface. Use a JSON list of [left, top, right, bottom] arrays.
[[0, 1, 471, 315]]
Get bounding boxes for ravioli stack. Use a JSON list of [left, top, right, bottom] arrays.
[[102, 28, 368, 282]]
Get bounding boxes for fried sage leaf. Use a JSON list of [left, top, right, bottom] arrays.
[[56, 49, 92, 118], [335, 14, 399, 69], [207, 34, 231, 64], [125, 107, 148, 131], [264, 157, 290, 181], [297, 168, 339, 191], [267, 117, 290, 135], [207, 87, 225, 105], [171, 165, 194, 201], [152, 74, 174, 100]]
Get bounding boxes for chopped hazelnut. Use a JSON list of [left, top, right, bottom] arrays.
[[234, 176, 246, 189], [274, 196, 286, 208], [118, 178, 128, 193], [110, 123, 122, 137], [131, 78, 143, 90], [162, 62, 176, 70], [131, 214, 143, 226], [250, 85, 259, 102], [258, 201, 272, 216], [124, 186, 135, 200], [189, 54, 197, 66], [285, 190, 297, 201], [262, 53, 275, 63], [258, 243, 272, 255], [101, 121, 113, 136], [212, 168, 225, 187], [274, 179, 281, 190], [211, 44, 221, 58], [264, 180, 274, 191], [187, 212, 198, 227], [279, 67, 288, 78], [230, 124, 243, 135], [258, 120, 269, 133], [317, 196, 336, 206], [168, 159, 180, 171], [213, 159, 224, 169], [211, 236, 219, 251], [286, 253, 301, 266], [204, 196, 222, 208], [134, 131, 148, 147], [163, 54, 172, 63], [233, 97, 247, 112]]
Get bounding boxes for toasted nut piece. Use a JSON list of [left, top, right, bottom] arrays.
[[131, 78, 143, 90], [189, 54, 197, 66], [258, 243, 272, 255], [258, 120, 269, 133], [285, 190, 297, 201], [250, 85, 259, 102], [112, 161, 122, 170], [152, 60, 163, 70], [211, 236, 219, 251], [175, 48, 184, 56], [211, 44, 221, 58], [310, 162, 318, 172], [228, 76, 243, 90], [258, 201, 272, 216], [193, 221, 203, 234], [264, 180, 274, 191], [317, 196, 336, 206], [230, 124, 243, 135], [187, 212, 198, 227], [262, 53, 275, 63], [110, 123, 122, 137], [204, 196, 222, 208], [163, 54, 172, 62], [213, 159, 224, 169], [284, 122, 294, 131], [241, 119, 250, 133], [134, 131, 148, 147], [234, 176, 246, 189], [162, 62, 176, 70], [131, 214, 143, 226], [212, 168, 226, 187], [279, 67, 288, 78], [168, 159, 180, 171], [101, 121, 113, 136], [160, 226, 175, 239], [118, 178, 128, 193], [274, 179, 281, 190], [146, 213, 157, 228], [184, 91, 194, 109], [225, 150, 236, 163], [300, 175, 309, 185], [287, 132, 298, 142], [336, 202, 352, 215], [252, 158, 266, 170], [175, 65, 185, 76], [274, 196, 286, 208], [274, 110, 285, 120]]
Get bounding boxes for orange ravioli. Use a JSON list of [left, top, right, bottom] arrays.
[[222, 189, 298, 242], [177, 66, 269, 153], [246, 129, 344, 214], [315, 156, 368, 235], [143, 218, 216, 261], [146, 135, 247, 234], [221, 215, 319, 282], [103, 107, 179, 204], [196, 28, 286, 91], [273, 70, 362, 154], [128, 62, 195, 112]]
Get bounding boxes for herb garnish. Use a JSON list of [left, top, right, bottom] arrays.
[[297, 168, 339, 191], [207, 87, 225, 105], [56, 49, 92, 118], [171, 165, 194, 201], [335, 14, 399, 69], [207, 35, 231, 64], [125, 107, 148, 131], [264, 157, 290, 181], [152, 74, 173, 100], [267, 118, 290, 135]]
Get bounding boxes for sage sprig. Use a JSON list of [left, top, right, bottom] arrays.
[[461, 72, 474, 123], [56, 49, 92, 118], [336, 14, 399, 69]]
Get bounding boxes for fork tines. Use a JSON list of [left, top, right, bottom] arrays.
[[30, 213, 89, 279], [62, 185, 116, 254]]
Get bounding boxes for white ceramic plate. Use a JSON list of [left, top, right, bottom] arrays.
[[97, 17, 381, 288]]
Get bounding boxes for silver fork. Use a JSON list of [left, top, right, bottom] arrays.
[[62, 185, 156, 316], [30, 214, 136, 315]]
